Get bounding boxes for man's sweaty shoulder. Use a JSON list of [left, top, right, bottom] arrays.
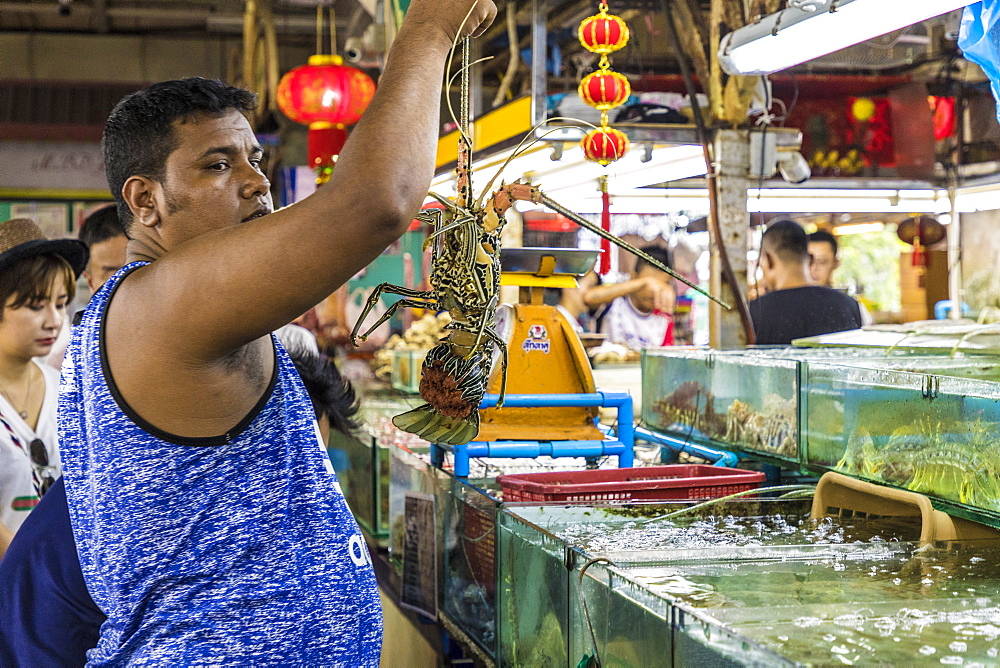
[[101, 264, 276, 442]]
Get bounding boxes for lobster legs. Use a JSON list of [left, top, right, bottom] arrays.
[[350, 285, 437, 346]]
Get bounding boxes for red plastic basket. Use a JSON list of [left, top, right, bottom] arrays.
[[497, 465, 765, 503]]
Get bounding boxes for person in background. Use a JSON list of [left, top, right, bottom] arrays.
[[0, 218, 87, 557], [78, 206, 129, 300], [288, 347, 359, 447], [807, 229, 840, 288], [44, 206, 129, 371], [0, 345, 362, 664], [583, 245, 676, 350], [547, 270, 598, 333], [751, 220, 862, 345], [808, 228, 874, 326]]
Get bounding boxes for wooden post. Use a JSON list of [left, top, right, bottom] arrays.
[[710, 129, 751, 349]]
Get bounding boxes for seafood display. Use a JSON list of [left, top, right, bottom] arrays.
[[648, 381, 798, 459], [642, 350, 800, 460], [802, 360, 1000, 519], [650, 381, 725, 440], [834, 419, 1000, 512], [724, 394, 797, 458]]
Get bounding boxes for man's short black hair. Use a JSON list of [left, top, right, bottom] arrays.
[[103, 78, 257, 234], [79, 206, 125, 248], [808, 229, 839, 257], [634, 245, 672, 274], [288, 348, 360, 435], [761, 219, 809, 264]]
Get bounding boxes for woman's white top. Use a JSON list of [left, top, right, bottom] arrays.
[[0, 360, 61, 534]]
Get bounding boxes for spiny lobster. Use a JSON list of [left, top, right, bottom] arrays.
[[352, 37, 728, 446]]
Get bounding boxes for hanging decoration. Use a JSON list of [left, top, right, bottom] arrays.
[[597, 175, 612, 275], [577, 2, 631, 166], [276, 7, 376, 185]]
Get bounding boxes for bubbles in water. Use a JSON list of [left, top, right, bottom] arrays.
[[794, 616, 822, 628], [938, 656, 963, 665], [949, 641, 968, 652], [873, 618, 897, 637], [834, 613, 866, 629], [830, 644, 851, 655], [919, 645, 937, 656], [989, 647, 999, 658], [893, 578, 903, 585]]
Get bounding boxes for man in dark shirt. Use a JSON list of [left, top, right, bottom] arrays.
[[750, 219, 863, 345]]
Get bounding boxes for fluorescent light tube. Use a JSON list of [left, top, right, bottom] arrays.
[[719, 0, 972, 76]]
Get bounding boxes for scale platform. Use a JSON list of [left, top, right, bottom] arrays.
[[476, 247, 604, 442]]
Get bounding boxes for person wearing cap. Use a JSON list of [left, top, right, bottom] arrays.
[[0, 218, 87, 557]]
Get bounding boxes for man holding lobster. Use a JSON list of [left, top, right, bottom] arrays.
[[0, 0, 496, 663]]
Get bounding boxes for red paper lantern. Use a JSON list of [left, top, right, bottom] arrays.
[[578, 70, 631, 111], [582, 126, 630, 166], [277, 54, 375, 126], [578, 6, 629, 54], [277, 54, 376, 177]]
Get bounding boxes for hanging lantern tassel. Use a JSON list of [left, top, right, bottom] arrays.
[[307, 123, 348, 184], [598, 175, 611, 275]]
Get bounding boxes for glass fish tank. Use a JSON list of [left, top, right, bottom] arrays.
[[802, 361, 1000, 525], [497, 498, 841, 667], [387, 438, 450, 572], [642, 348, 1000, 467], [665, 540, 1000, 666], [641, 349, 801, 461], [442, 477, 502, 659], [500, 496, 1000, 665], [332, 398, 428, 545]]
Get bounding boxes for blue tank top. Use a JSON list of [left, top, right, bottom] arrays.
[[58, 263, 382, 666]]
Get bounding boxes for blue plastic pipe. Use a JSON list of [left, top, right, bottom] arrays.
[[433, 392, 636, 477], [632, 426, 740, 468]]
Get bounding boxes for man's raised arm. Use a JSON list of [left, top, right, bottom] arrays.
[[119, 0, 496, 361]]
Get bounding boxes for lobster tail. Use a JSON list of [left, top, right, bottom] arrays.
[[393, 405, 480, 446]]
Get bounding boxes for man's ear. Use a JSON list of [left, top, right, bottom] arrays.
[[759, 248, 773, 272], [121, 176, 160, 229]]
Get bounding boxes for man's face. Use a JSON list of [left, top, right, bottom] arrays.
[[153, 109, 273, 248], [84, 234, 129, 293], [631, 266, 672, 313], [808, 240, 838, 286]]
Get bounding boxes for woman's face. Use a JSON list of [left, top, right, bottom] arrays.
[[0, 274, 69, 361]]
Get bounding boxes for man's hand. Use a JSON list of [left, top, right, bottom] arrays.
[[641, 276, 674, 313], [403, 0, 497, 46]]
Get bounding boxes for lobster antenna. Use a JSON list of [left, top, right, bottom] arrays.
[[443, 8, 479, 155], [475, 116, 605, 208], [456, 37, 473, 210]]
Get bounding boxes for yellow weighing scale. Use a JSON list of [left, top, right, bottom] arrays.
[[476, 247, 605, 442]]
